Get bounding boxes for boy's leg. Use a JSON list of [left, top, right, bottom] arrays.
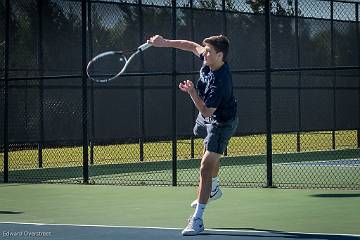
[[190, 141, 222, 208], [198, 151, 221, 204], [191, 162, 222, 208], [202, 145, 219, 178], [212, 150, 220, 177], [182, 151, 221, 236]]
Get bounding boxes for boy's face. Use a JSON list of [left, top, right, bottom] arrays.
[[203, 44, 223, 68]]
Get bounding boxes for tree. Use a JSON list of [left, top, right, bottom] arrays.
[[247, 0, 298, 16]]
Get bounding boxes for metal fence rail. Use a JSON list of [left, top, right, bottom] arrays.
[[0, 0, 360, 189]]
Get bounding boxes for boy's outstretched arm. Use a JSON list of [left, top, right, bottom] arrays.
[[148, 35, 204, 57]]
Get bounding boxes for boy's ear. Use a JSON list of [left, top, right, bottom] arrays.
[[217, 51, 224, 61]]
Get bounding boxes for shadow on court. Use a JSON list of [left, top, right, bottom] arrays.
[[1, 223, 359, 240], [211, 228, 360, 239], [310, 193, 360, 198], [0, 211, 24, 215]]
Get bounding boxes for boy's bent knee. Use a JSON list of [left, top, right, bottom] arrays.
[[200, 151, 221, 174], [202, 151, 221, 163]]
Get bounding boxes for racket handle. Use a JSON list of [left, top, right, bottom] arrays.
[[138, 42, 152, 51]]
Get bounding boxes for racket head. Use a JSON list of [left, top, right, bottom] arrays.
[[86, 51, 129, 83]]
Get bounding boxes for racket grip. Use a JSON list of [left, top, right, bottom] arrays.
[[138, 42, 152, 51]]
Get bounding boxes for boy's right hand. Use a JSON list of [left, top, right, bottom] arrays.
[[148, 35, 168, 47]]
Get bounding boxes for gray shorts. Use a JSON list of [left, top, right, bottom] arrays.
[[193, 113, 238, 154]]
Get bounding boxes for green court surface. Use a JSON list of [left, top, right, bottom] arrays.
[[0, 184, 359, 236]]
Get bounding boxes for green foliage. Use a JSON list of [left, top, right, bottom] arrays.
[[248, 0, 301, 16], [197, 0, 218, 9]]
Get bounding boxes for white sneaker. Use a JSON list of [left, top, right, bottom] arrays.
[[181, 217, 204, 236], [190, 186, 223, 208]]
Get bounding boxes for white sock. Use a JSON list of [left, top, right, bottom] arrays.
[[212, 177, 219, 192], [193, 203, 206, 219], [212, 176, 219, 183]]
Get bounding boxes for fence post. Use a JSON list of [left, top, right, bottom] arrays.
[[356, 3, 360, 148], [295, 0, 301, 152], [190, 0, 195, 159], [222, 0, 227, 156], [221, 0, 227, 36], [222, 0, 228, 157], [139, 0, 145, 162], [330, 0, 336, 150], [3, 0, 10, 183], [37, 0, 44, 168], [88, 1, 95, 165], [81, 0, 89, 184], [265, 0, 273, 188], [172, 0, 177, 186]]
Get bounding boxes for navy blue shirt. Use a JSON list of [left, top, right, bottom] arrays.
[[196, 53, 237, 123]]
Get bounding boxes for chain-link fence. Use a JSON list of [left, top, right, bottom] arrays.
[[0, 0, 359, 189]]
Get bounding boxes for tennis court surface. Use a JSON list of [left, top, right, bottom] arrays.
[[1, 184, 359, 240], [1, 222, 360, 240]]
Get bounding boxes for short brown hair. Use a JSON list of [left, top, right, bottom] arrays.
[[202, 35, 230, 61]]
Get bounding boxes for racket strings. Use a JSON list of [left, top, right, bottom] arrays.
[[87, 53, 127, 82], [86, 42, 151, 83], [120, 48, 138, 54]]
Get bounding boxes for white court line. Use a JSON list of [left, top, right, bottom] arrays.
[[279, 158, 360, 167], [1, 221, 360, 237]]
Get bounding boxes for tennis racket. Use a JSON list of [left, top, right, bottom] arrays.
[[86, 42, 152, 83]]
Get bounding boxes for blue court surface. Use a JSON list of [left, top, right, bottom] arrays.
[[1, 222, 359, 240]]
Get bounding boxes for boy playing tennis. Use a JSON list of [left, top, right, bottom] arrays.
[[148, 34, 238, 236]]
